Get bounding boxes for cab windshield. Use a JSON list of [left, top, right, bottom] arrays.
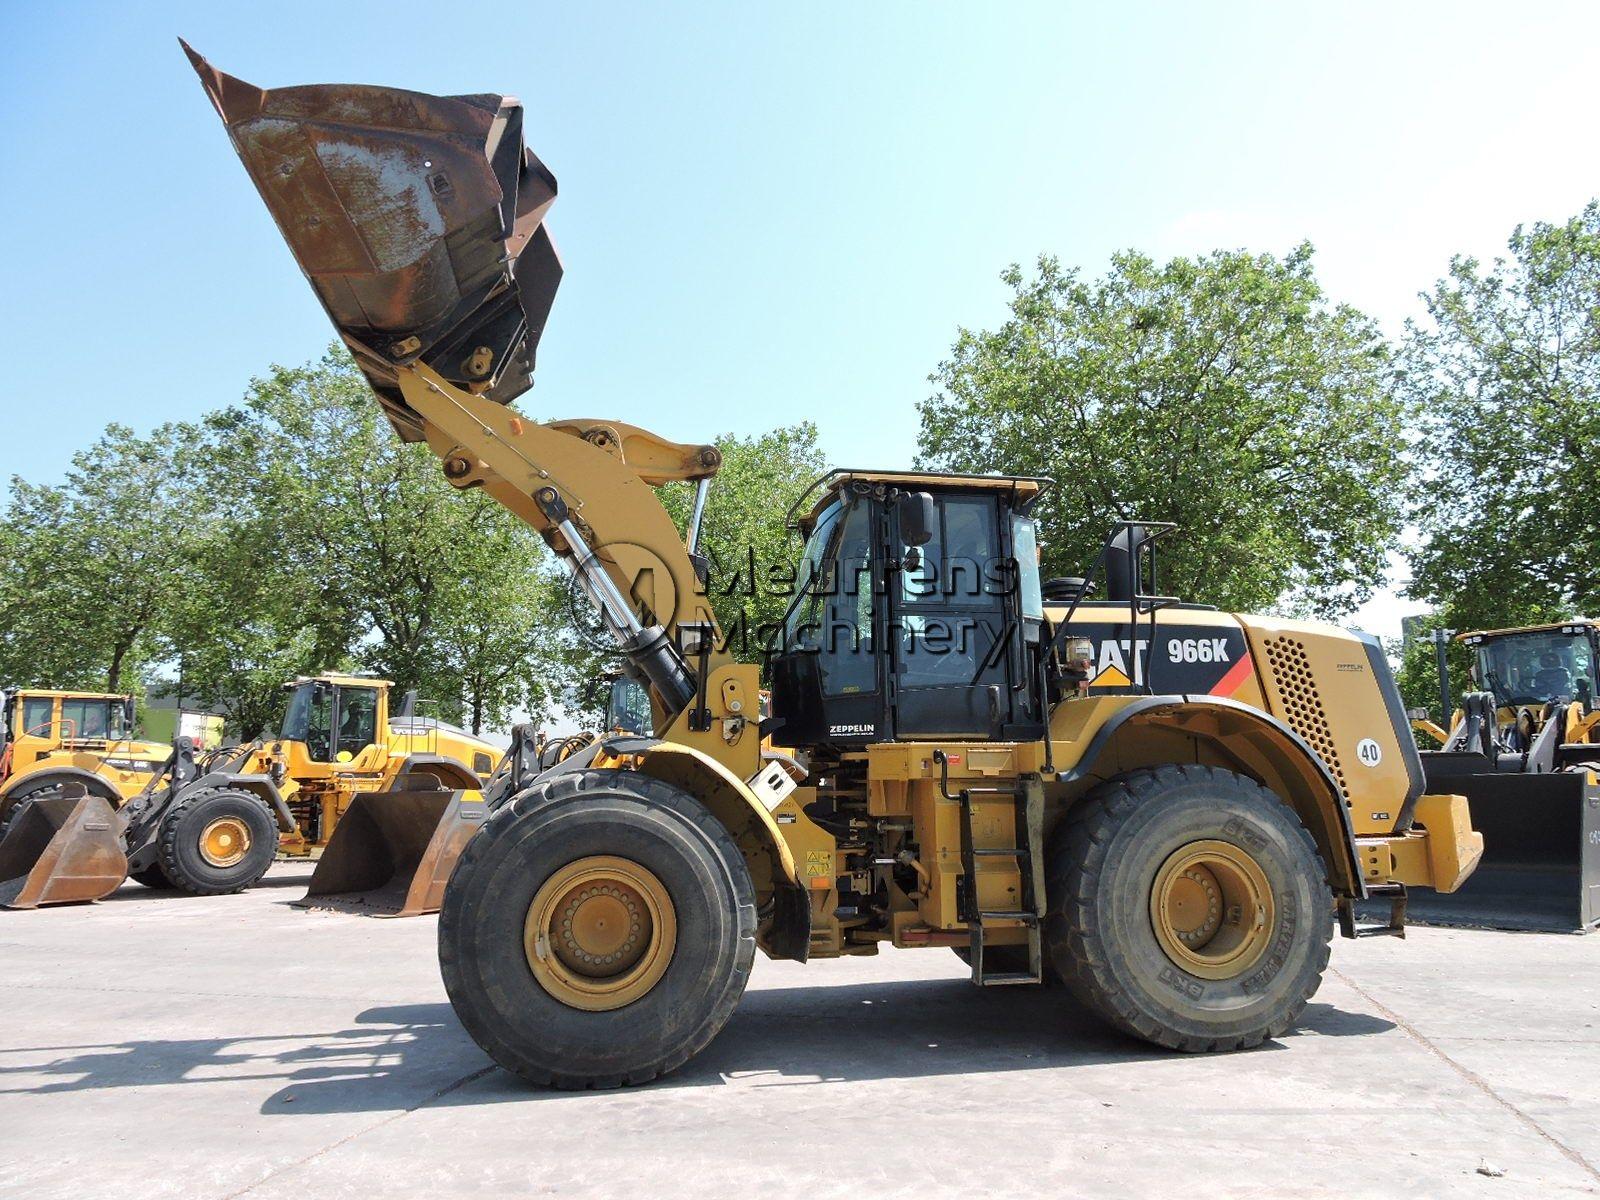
[[780, 498, 846, 654], [1477, 631, 1597, 707], [280, 683, 316, 743], [605, 676, 653, 734]]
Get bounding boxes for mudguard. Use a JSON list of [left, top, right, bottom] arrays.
[[1056, 693, 1365, 897]]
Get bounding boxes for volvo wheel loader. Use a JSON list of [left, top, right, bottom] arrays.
[[188, 46, 1482, 1088], [0, 687, 172, 830], [1406, 622, 1600, 932], [0, 671, 498, 909], [298, 671, 653, 914]]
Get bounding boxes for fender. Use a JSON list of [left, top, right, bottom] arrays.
[[0, 765, 123, 816], [187, 771, 296, 835], [1057, 694, 1364, 897], [394, 754, 483, 791], [529, 733, 811, 960]]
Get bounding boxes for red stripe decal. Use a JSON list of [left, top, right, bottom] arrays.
[[1211, 652, 1254, 697]]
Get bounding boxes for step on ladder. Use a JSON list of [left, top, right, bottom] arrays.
[[934, 751, 1047, 985]]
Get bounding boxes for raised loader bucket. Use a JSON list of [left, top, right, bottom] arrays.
[[1399, 765, 1600, 933], [182, 41, 562, 440], [296, 778, 488, 917], [0, 788, 129, 909]]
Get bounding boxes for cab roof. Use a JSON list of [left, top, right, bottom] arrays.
[[1458, 620, 1598, 643], [3, 688, 133, 702], [284, 673, 393, 689], [792, 469, 1053, 533]]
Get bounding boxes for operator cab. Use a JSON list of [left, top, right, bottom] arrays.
[[769, 470, 1051, 749], [279, 675, 386, 763], [1465, 622, 1599, 709], [604, 674, 653, 735]]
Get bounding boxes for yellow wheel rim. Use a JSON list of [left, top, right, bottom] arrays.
[[199, 816, 252, 869], [523, 856, 676, 1012], [1150, 840, 1275, 981]]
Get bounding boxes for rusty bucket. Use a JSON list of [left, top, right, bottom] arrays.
[[0, 789, 129, 909], [296, 778, 487, 917]]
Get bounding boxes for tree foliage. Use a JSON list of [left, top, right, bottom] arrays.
[[0, 348, 594, 738], [917, 248, 1407, 617], [660, 423, 829, 658], [1402, 201, 1600, 631], [0, 423, 202, 692]]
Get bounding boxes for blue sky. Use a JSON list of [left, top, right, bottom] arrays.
[[2, 2, 1597, 637]]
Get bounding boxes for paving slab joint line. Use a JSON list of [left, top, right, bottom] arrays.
[[1331, 965, 1600, 1185], [213, 1064, 497, 1200]]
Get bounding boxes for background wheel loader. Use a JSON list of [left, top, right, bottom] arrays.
[[0, 686, 172, 833], [190, 47, 1483, 1088], [1406, 622, 1600, 932], [297, 672, 654, 914], [0, 671, 500, 910]]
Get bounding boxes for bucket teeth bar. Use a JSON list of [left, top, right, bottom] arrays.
[[181, 40, 562, 439]]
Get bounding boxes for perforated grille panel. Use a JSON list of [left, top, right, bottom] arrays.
[[1262, 636, 1349, 800]]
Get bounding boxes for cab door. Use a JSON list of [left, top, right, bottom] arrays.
[[889, 493, 1032, 740]]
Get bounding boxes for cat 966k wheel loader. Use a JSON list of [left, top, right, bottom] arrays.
[[188, 46, 1483, 1087]]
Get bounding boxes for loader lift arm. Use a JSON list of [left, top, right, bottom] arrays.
[[186, 44, 729, 728]]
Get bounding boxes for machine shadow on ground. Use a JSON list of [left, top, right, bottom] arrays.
[[0, 977, 1395, 1115], [93, 871, 319, 902]]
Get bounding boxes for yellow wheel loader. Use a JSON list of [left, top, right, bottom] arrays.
[[0, 671, 499, 909], [189, 48, 1483, 1087], [1408, 622, 1600, 932], [297, 672, 652, 914], [0, 687, 172, 830]]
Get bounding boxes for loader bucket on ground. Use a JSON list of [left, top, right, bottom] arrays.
[[295, 782, 488, 917], [182, 41, 562, 440], [0, 791, 128, 909], [1393, 768, 1599, 933]]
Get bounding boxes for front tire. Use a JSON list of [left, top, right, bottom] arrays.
[[158, 788, 277, 895], [439, 769, 756, 1089], [1045, 765, 1332, 1052]]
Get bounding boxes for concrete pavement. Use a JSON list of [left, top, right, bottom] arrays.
[[1, 864, 1596, 1199]]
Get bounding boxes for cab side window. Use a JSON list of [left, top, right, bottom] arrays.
[[337, 689, 380, 757], [22, 698, 53, 738], [62, 699, 109, 740]]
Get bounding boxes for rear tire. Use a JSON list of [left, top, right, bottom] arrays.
[[440, 769, 756, 1089], [158, 788, 277, 895], [1045, 764, 1332, 1052]]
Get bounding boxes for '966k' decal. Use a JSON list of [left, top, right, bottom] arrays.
[[1078, 623, 1254, 696]]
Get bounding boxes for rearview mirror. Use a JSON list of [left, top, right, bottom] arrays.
[[897, 491, 935, 547]]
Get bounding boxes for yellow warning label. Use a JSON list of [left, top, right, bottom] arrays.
[[805, 850, 832, 877], [1089, 664, 1131, 689]]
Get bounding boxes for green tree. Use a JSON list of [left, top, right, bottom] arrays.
[[201, 347, 579, 732], [426, 499, 593, 734], [1391, 614, 1473, 735], [660, 423, 829, 659], [917, 248, 1406, 616], [0, 423, 202, 692], [1402, 201, 1600, 629]]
